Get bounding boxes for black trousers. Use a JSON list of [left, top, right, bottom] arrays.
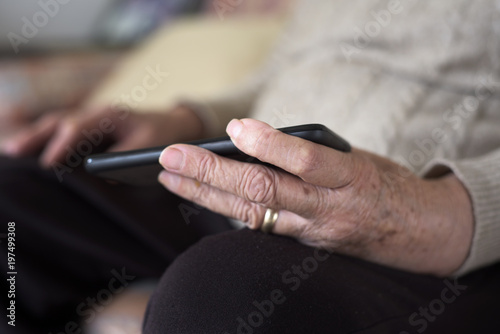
[[0, 156, 233, 333], [1, 156, 499, 333]]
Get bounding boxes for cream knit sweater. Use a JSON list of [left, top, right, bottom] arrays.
[[192, 0, 500, 276]]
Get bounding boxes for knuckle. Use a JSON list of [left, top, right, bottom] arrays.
[[291, 143, 322, 176], [196, 152, 221, 184], [232, 200, 262, 229], [313, 187, 335, 215], [241, 166, 278, 205]]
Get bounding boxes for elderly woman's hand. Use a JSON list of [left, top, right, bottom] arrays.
[[1, 105, 204, 168], [158, 119, 473, 276]]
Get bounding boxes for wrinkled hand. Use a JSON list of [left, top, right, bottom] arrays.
[[158, 119, 473, 276], [1, 105, 204, 168]]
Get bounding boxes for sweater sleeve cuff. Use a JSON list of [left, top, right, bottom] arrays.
[[421, 149, 500, 276]]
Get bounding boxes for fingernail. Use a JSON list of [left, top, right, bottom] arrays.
[[227, 119, 243, 139], [160, 147, 184, 171]]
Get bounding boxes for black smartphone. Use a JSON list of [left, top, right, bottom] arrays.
[[84, 124, 351, 186]]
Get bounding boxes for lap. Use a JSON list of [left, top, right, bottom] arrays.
[[144, 228, 500, 334], [0, 155, 232, 333]]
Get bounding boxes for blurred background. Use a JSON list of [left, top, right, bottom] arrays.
[[0, 0, 204, 52], [0, 0, 203, 130], [0, 0, 291, 140], [0, 1, 291, 332]]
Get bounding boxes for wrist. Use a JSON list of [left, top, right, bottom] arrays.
[[419, 173, 474, 276]]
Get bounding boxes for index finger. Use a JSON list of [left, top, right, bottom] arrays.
[[159, 143, 328, 218], [226, 119, 357, 189]]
